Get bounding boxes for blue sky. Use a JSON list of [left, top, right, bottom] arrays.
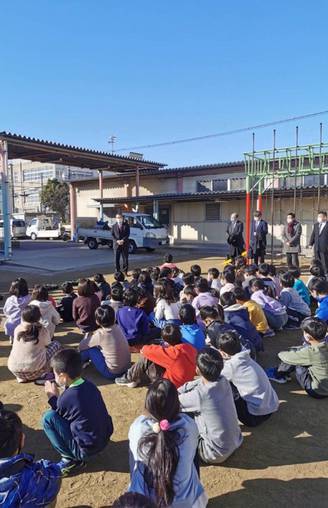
[[1, 0, 328, 167]]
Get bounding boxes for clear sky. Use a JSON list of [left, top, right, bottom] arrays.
[[1, 0, 328, 167]]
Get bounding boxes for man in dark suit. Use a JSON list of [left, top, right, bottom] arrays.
[[111, 213, 130, 274], [226, 212, 244, 260], [250, 210, 268, 265], [309, 211, 328, 276]]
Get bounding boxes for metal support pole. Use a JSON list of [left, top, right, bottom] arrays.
[[270, 129, 276, 263], [69, 184, 77, 241], [245, 175, 251, 255], [0, 140, 12, 259], [293, 126, 299, 213], [153, 199, 159, 220], [317, 123, 323, 211], [135, 167, 140, 212], [98, 169, 104, 220]]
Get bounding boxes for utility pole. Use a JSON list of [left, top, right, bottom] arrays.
[[109, 135, 116, 154], [9, 163, 15, 213]]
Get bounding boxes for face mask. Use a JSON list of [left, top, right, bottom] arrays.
[[116, 218, 123, 225], [231, 217, 236, 222], [287, 218, 293, 224]]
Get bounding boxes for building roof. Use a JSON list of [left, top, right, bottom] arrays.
[[0, 131, 165, 172]]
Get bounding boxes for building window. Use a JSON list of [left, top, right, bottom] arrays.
[[197, 180, 212, 192], [205, 203, 220, 221], [230, 177, 246, 191], [212, 179, 228, 191]]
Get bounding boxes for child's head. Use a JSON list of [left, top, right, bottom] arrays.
[[250, 278, 265, 292], [217, 330, 242, 357], [309, 278, 328, 299], [289, 267, 301, 280], [245, 264, 257, 277], [268, 264, 277, 277], [233, 286, 249, 303], [258, 263, 270, 277], [151, 266, 160, 282], [196, 347, 223, 382], [139, 270, 152, 286], [123, 288, 139, 307], [61, 281, 74, 295], [114, 271, 125, 283], [220, 291, 236, 308], [195, 278, 210, 294], [181, 285, 196, 302], [161, 324, 182, 346], [113, 493, 156, 508], [235, 256, 246, 270], [163, 253, 173, 264], [309, 263, 325, 278], [280, 272, 295, 288], [94, 273, 106, 284], [190, 264, 201, 278], [77, 278, 95, 297], [51, 348, 82, 386], [179, 303, 196, 324], [31, 285, 48, 302], [182, 272, 195, 286], [95, 306, 115, 328], [222, 268, 235, 285], [111, 284, 124, 302], [0, 410, 24, 458], [159, 267, 173, 280], [140, 379, 180, 507], [208, 268, 220, 280], [301, 317, 327, 343], [199, 305, 224, 325], [17, 305, 42, 344], [131, 268, 141, 281], [154, 280, 175, 303], [9, 278, 29, 298]]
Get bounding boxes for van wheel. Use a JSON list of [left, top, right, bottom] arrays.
[[87, 238, 98, 250], [129, 240, 137, 254], [31, 233, 37, 241]]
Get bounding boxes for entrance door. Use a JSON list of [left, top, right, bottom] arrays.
[[159, 206, 170, 226]]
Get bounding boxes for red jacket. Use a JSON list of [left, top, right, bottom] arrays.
[[141, 343, 197, 388]]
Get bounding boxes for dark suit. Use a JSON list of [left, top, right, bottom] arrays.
[[112, 221, 130, 273], [309, 222, 328, 275], [227, 220, 244, 259], [250, 219, 268, 265]]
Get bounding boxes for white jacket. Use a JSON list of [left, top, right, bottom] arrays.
[[29, 300, 61, 338]]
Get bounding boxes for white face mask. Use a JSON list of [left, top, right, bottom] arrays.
[[287, 218, 293, 224], [231, 216, 236, 222], [116, 218, 123, 225]]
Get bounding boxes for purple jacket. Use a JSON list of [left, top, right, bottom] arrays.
[[251, 290, 286, 315], [117, 306, 149, 343], [192, 292, 219, 313], [3, 294, 31, 337]]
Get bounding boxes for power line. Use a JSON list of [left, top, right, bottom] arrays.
[[115, 109, 328, 152]]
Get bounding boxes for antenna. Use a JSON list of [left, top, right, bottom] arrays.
[[108, 135, 117, 154]]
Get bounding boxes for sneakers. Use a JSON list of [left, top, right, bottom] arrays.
[[57, 457, 86, 477], [264, 329, 275, 338], [265, 367, 290, 384], [115, 375, 137, 388], [34, 372, 55, 386], [82, 360, 91, 370]]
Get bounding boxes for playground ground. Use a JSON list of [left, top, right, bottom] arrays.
[[1, 253, 327, 507]]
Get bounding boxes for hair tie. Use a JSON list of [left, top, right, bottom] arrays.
[[152, 422, 161, 434], [159, 419, 171, 431]]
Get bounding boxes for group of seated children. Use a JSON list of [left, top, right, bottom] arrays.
[[2, 254, 328, 507]]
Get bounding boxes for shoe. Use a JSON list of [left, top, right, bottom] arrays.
[[264, 329, 275, 338], [82, 361, 91, 370], [34, 372, 55, 386], [57, 457, 86, 477], [115, 376, 137, 388], [265, 367, 288, 384]]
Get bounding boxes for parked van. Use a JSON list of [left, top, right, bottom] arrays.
[[0, 219, 26, 239], [26, 216, 68, 240]]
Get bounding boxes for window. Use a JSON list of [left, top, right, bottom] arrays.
[[230, 177, 246, 191], [212, 179, 228, 191], [197, 180, 212, 192], [205, 203, 220, 221]]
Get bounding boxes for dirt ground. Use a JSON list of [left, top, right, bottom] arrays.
[[1, 255, 328, 507]]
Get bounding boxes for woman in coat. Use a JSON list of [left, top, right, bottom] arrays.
[[282, 212, 302, 268]]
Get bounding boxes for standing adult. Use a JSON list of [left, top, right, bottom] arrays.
[[309, 211, 328, 276], [226, 213, 244, 261], [250, 210, 268, 265], [282, 212, 302, 268], [112, 213, 130, 275]]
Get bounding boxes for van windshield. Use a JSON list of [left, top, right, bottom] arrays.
[[140, 215, 162, 229]]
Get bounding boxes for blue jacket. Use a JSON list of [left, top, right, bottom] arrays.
[[315, 295, 328, 322], [117, 306, 149, 343], [206, 321, 254, 353], [180, 324, 205, 351], [224, 304, 263, 351], [0, 453, 61, 507]]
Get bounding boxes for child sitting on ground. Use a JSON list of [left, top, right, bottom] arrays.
[[233, 286, 272, 337], [267, 317, 328, 398], [101, 283, 124, 315], [3, 278, 31, 343], [268, 264, 281, 297], [114, 271, 130, 290], [43, 349, 113, 476], [217, 331, 279, 426], [306, 261, 325, 288], [115, 324, 196, 388], [57, 281, 77, 322], [152, 279, 181, 327], [257, 263, 277, 297], [113, 493, 157, 508], [220, 268, 236, 296], [179, 347, 243, 464], [73, 278, 100, 337], [0, 409, 61, 506], [8, 305, 61, 383], [30, 285, 61, 339], [138, 270, 154, 294], [190, 264, 202, 283], [137, 286, 156, 316], [192, 278, 219, 315], [199, 305, 251, 348], [309, 278, 328, 322], [79, 306, 130, 380], [160, 253, 177, 270], [180, 285, 196, 304], [94, 273, 111, 301], [279, 272, 311, 327], [289, 267, 310, 306], [208, 267, 221, 291], [179, 304, 206, 350], [128, 379, 207, 507], [250, 279, 288, 330], [220, 291, 263, 352], [242, 264, 258, 298], [129, 268, 142, 289]]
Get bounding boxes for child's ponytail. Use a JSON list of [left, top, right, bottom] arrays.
[[17, 305, 42, 344]]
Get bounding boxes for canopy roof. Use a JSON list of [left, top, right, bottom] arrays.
[[0, 131, 165, 172]]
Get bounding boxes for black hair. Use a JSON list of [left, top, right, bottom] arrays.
[[208, 267, 219, 279], [95, 306, 115, 327], [114, 271, 125, 283], [151, 266, 161, 282], [250, 278, 265, 291], [9, 278, 29, 298], [223, 270, 235, 284], [287, 212, 296, 219], [190, 264, 201, 277], [138, 379, 180, 507], [139, 270, 152, 286], [161, 324, 182, 346], [77, 278, 95, 297], [220, 291, 236, 308], [0, 410, 23, 458], [258, 263, 270, 276], [94, 273, 106, 284], [268, 264, 277, 277], [318, 211, 327, 218], [196, 347, 223, 382], [17, 305, 42, 344], [199, 305, 225, 323], [310, 264, 325, 277], [123, 288, 139, 307], [164, 254, 173, 263], [233, 286, 248, 302], [61, 281, 74, 294], [111, 284, 124, 302], [112, 493, 157, 508], [289, 267, 301, 279], [159, 267, 173, 279], [51, 348, 82, 379], [154, 280, 176, 304], [217, 330, 242, 355], [280, 272, 295, 288], [182, 273, 195, 286], [131, 268, 142, 281], [245, 264, 257, 276], [182, 285, 196, 298], [254, 210, 262, 218], [195, 278, 210, 293], [31, 285, 48, 302], [235, 256, 246, 269], [309, 278, 328, 295], [301, 317, 328, 341], [179, 303, 196, 324]]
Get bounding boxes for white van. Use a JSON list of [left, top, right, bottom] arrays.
[[76, 212, 169, 253], [26, 216, 67, 240], [0, 219, 26, 239]]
